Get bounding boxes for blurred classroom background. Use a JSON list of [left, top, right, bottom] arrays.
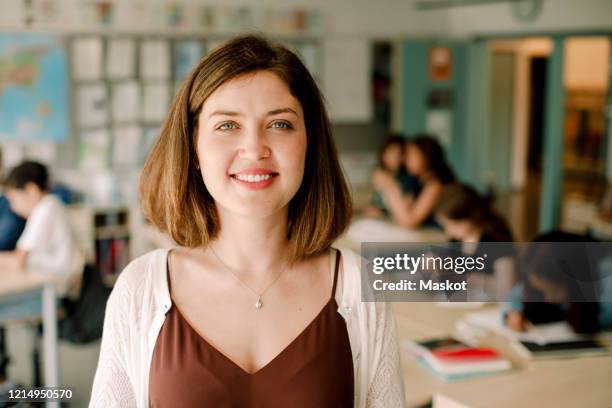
[[1, 0, 612, 407]]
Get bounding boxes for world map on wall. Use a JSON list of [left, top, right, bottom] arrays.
[[0, 34, 69, 141]]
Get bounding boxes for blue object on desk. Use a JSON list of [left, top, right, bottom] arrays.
[[0, 194, 26, 251]]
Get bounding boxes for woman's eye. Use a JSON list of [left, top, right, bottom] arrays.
[[217, 122, 236, 131], [270, 121, 292, 129]]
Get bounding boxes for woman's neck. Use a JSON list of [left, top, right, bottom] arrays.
[[210, 208, 291, 276]]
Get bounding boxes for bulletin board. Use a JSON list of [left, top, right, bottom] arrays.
[[69, 35, 321, 172]]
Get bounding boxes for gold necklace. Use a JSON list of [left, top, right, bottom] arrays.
[[209, 245, 288, 310]]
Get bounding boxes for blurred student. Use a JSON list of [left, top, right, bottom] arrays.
[[505, 231, 612, 334], [0, 161, 83, 314], [436, 183, 516, 299], [363, 134, 421, 218], [373, 134, 454, 228]]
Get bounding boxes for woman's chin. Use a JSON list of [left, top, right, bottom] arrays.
[[220, 203, 288, 221]]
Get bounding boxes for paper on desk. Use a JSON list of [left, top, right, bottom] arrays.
[[461, 309, 585, 345], [346, 219, 423, 243]]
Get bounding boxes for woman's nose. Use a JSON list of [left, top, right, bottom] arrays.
[[238, 128, 271, 160]]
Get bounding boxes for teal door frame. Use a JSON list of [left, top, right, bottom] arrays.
[[538, 36, 565, 232], [465, 40, 491, 190]]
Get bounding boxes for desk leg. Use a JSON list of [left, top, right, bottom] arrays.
[[42, 284, 59, 408]]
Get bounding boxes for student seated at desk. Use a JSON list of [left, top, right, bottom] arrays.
[[363, 134, 421, 218], [505, 231, 612, 334], [435, 183, 516, 299], [372, 134, 454, 229], [0, 161, 83, 315]]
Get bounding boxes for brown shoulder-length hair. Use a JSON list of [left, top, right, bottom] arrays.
[[140, 34, 352, 262], [436, 183, 513, 242]]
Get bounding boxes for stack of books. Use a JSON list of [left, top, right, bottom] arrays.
[[405, 337, 512, 381]]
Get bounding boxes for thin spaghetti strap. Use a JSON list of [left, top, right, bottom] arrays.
[[166, 250, 173, 294], [331, 249, 341, 299]]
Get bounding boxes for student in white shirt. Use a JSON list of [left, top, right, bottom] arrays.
[[0, 161, 82, 318], [0, 161, 82, 394]]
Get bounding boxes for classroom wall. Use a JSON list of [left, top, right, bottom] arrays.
[[18, 0, 609, 39], [427, 0, 612, 38], [0, 0, 443, 37]]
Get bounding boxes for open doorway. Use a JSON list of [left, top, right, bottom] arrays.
[[488, 38, 552, 240]]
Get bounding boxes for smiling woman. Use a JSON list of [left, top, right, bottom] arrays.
[[89, 35, 406, 408]]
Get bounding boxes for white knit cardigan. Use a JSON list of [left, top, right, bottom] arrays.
[[89, 246, 406, 407]]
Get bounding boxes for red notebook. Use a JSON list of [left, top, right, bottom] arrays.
[[432, 347, 500, 361]]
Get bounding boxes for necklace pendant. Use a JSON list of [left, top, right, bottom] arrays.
[[255, 297, 263, 310]]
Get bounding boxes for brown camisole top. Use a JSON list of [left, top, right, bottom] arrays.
[[149, 251, 354, 407]]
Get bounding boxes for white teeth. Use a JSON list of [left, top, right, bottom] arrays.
[[235, 174, 273, 183]]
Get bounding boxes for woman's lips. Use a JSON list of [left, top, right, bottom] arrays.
[[230, 172, 278, 190]]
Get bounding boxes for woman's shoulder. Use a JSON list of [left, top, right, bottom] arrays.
[[334, 246, 396, 329], [334, 246, 364, 302], [110, 248, 169, 303], [335, 246, 361, 274]]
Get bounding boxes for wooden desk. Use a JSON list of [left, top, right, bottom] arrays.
[[0, 271, 60, 408], [393, 302, 612, 408], [336, 218, 447, 253]]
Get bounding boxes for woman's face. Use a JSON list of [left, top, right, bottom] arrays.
[[405, 144, 426, 175], [382, 144, 403, 173], [196, 70, 307, 219]]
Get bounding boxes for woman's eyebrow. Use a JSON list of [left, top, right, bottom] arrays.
[[208, 107, 298, 119], [209, 110, 240, 119], [267, 107, 298, 116]]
